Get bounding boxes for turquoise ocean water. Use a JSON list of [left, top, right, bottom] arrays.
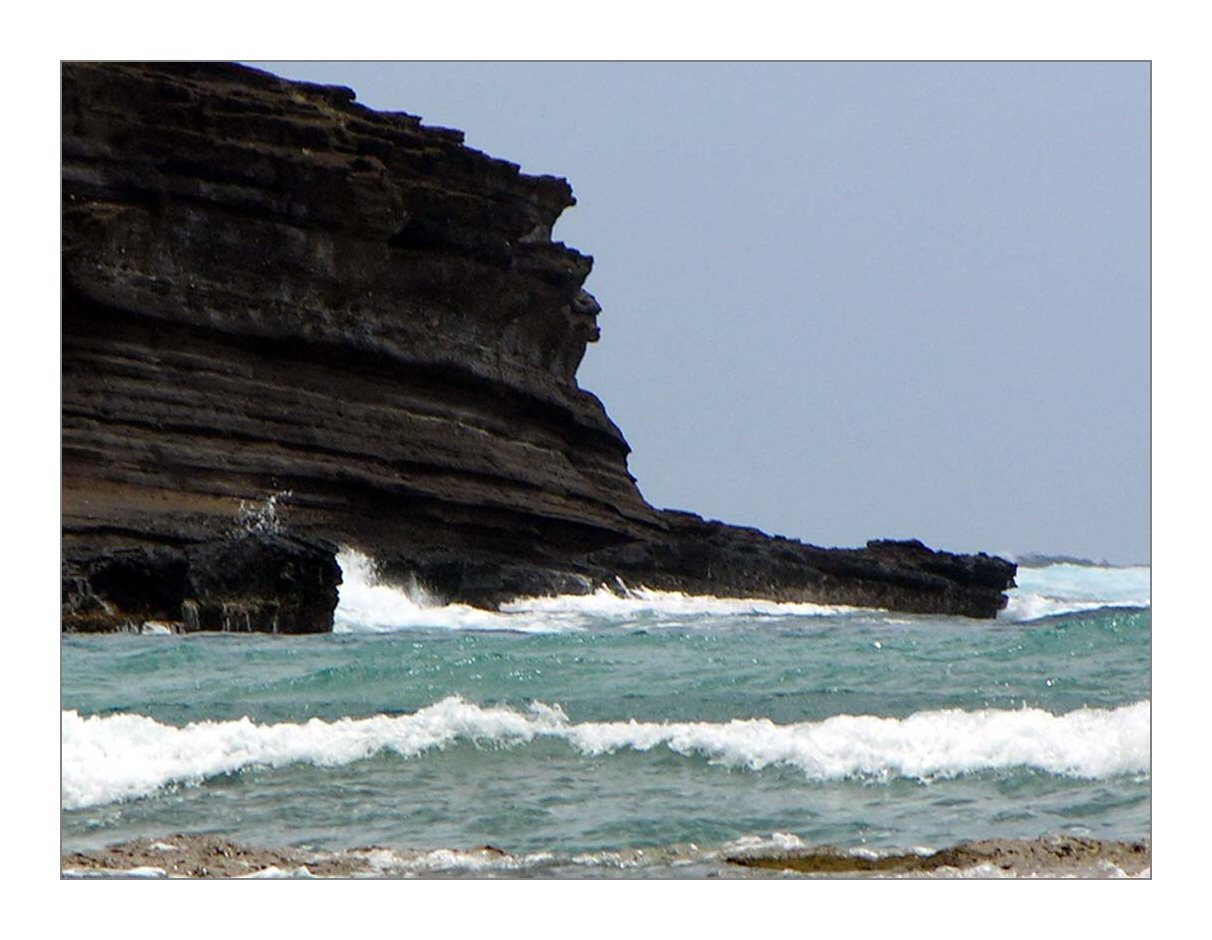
[[61, 554, 1150, 876]]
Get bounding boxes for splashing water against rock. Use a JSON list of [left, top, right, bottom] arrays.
[[235, 491, 292, 537]]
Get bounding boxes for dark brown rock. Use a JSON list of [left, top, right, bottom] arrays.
[[590, 520, 1017, 618], [61, 532, 340, 633], [61, 62, 1015, 631], [726, 835, 1151, 877]]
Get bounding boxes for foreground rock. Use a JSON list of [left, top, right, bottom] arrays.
[[62, 62, 1015, 631], [62, 835, 379, 879], [726, 835, 1151, 877], [62, 530, 340, 634], [61, 834, 1148, 878]]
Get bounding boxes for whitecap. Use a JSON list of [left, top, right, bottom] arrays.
[[1000, 563, 1150, 621], [62, 697, 1151, 810], [333, 547, 859, 635]]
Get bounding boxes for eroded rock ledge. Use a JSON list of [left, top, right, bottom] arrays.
[[62, 62, 1015, 631]]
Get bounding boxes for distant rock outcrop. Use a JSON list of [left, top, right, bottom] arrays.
[[61, 62, 1015, 631]]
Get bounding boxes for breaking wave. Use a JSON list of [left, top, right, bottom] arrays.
[[62, 697, 1150, 810], [333, 548, 856, 634], [335, 549, 1151, 631], [1001, 563, 1150, 621]]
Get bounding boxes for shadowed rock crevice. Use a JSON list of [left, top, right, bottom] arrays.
[[61, 62, 1015, 632]]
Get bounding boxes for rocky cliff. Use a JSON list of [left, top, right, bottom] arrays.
[[62, 62, 1015, 631]]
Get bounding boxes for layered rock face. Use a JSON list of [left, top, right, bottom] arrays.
[[62, 62, 1015, 631]]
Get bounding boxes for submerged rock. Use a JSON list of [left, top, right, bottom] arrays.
[[61, 62, 1015, 631]]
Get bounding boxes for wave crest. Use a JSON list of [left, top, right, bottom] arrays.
[[62, 697, 1150, 810], [1001, 563, 1151, 621]]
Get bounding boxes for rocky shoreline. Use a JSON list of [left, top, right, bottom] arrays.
[[725, 835, 1151, 877], [62, 62, 1016, 631], [61, 833, 1149, 879]]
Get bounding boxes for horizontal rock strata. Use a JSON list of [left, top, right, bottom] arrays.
[[62, 62, 1015, 631]]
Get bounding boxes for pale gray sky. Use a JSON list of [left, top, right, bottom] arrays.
[[254, 62, 1149, 564]]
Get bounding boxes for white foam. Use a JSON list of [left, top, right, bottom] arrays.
[[61, 867, 170, 879], [239, 866, 317, 879], [503, 586, 856, 619], [62, 697, 1151, 810], [723, 832, 807, 855], [61, 696, 553, 809], [1001, 563, 1150, 621], [333, 549, 1156, 631], [333, 547, 857, 634], [390, 847, 554, 874], [909, 858, 1148, 880], [333, 549, 569, 633]]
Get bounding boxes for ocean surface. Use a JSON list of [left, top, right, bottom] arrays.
[[61, 552, 1150, 877]]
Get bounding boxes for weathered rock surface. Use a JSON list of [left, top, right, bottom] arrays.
[[62, 531, 340, 634], [62, 62, 1015, 631], [61, 833, 1149, 878], [726, 835, 1151, 877]]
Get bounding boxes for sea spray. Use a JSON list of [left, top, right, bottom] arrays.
[[335, 547, 865, 635], [1000, 563, 1151, 621], [333, 549, 530, 633]]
